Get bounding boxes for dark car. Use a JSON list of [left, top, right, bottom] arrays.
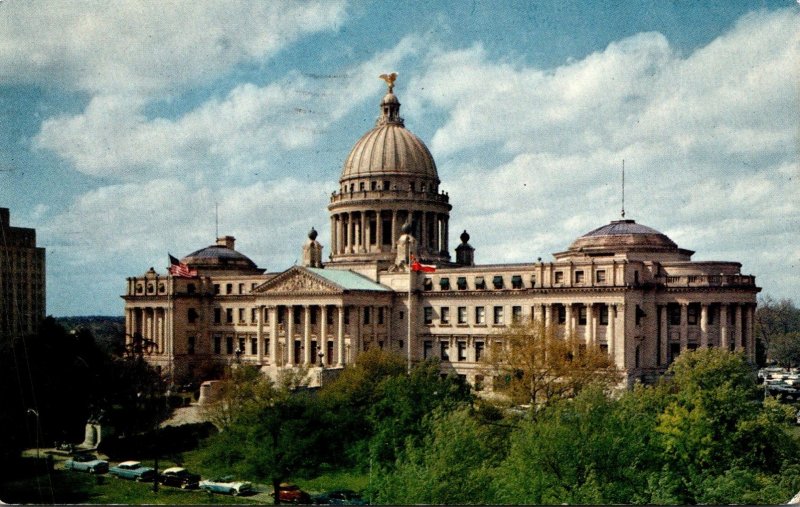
[[312, 489, 366, 505], [159, 467, 200, 489], [273, 483, 311, 504]]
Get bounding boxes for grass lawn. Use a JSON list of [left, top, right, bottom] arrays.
[[0, 469, 262, 505]]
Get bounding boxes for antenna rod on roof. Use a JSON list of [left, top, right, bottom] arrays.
[[215, 202, 219, 238], [621, 160, 625, 219]]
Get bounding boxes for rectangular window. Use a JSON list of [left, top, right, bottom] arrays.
[[596, 270, 606, 283], [226, 308, 233, 323], [188, 308, 198, 324], [557, 304, 566, 324], [636, 305, 645, 326], [687, 304, 699, 325], [492, 276, 504, 289], [213, 335, 221, 354], [378, 307, 385, 325], [511, 275, 523, 289], [187, 336, 195, 355], [512, 306, 522, 323], [475, 306, 486, 325], [238, 337, 245, 354], [493, 306, 504, 325], [214, 284, 220, 294], [708, 306, 715, 325], [364, 307, 371, 325], [265, 338, 270, 356], [423, 340, 432, 359], [423, 278, 433, 291], [441, 307, 450, 325], [599, 305, 609, 325], [424, 307, 433, 325], [277, 306, 285, 324], [214, 308, 221, 324], [668, 304, 681, 325], [251, 337, 257, 355], [457, 277, 468, 290], [555, 271, 564, 284], [474, 276, 486, 289], [530, 274, 537, 287], [226, 336, 233, 354], [226, 283, 233, 294], [457, 342, 467, 361], [440, 342, 450, 361], [439, 277, 451, 290], [238, 283, 245, 294], [475, 341, 484, 362], [238, 308, 245, 323], [251, 308, 258, 323], [575, 271, 585, 284], [457, 306, 467, 324], [578, 306, 587, 326]]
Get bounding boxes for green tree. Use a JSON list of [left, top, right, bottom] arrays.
[[768, 331, 800, 369], [756, 296, 800, 363], [372, 407, 502, 504], [483, 318, 620, 407]]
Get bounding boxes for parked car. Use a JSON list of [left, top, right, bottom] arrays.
[[108, 461, 155, 481], [273, 483, 311, 504], [199, 476, 254, 496], [159, 467, 200, 489], [64, 454, 109, 474], [312, 489, 366, 505]]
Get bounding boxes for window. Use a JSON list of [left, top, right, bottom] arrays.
[[226, 283, 233, 294], [277, 306, 285, 324], [557, 304, 566, 324], [530, 274, 537, 287], [578, 306, 587, 325], [555, 271, 564, 284], [265, 338, 270, 356], [475, 306, 486, 325], [251, 337, 257, 355], [364, 307, 371, 325], [636, 305, 645, 326], [511, 275, 523, 289], [457, 342, 467, 361], [226, 336, 234, 354], [475, 276, 486, 289], [226, 308, 233, 323], [670, 343, 680, 363], [214, 284, 220, 294], [238, 283, 245, 294], [251, 308, 258, 323], [493, 306, 504, 325], [474, 374, 484, 391], [359, 182, 365, 191], [439, 277, 450, 290], [187, 336, 195, 355], [668, 304, 681, 325], [575, 271, 585, 284], [187, 308, 198, 324], [423, 340, 433, 359], [371, 181, 377, 191], [457, 277, 468, 290], [238, 308, 245, 323], [441, 307, 450, 325], [475, 341, 484, 362], [440, 342, 450, 360], [687, 304, 699, 325], [238, 337, 245, 354], [708, 306, 715, 325], [214, 308, 221, 324], [596, 270, 606, 283], [378, 307, 384, 325], [599, 305, 609, 325], [512, 306, 522, 323], [457, 306, 467, 324], [423, 278, 433, 291], [424, 307, 433, 325], [187, 283, 196, 294], [214, 335, 221, 354], [492, 276, 504, 289], [383, 180, 390, 190]]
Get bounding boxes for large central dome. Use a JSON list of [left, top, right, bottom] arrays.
[[340, 85, 439, 184]]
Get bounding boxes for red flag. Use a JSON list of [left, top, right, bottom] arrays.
[[410, 255, 436, 273], [169, 254, 198, 278]]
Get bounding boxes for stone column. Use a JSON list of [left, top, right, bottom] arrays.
[[256, 305, 264, 363], [337, 305, 345, 367], [565, 304, 573, 337], [359, 213, 367, 253], [330, 215, 336, 255], [376, 211, 383, 251], [734, 304, 743, 351], [433, 213, 440, 253], [747, 305, 756, 361], [720, 304, 729, 350], [337, 215, 343, 254], [609, 304, 617, 361], [589, 304, 597, 346], [125, 308, 132, 347], [320, 305, 328, 365], [269, 306, 279, 365], [304, 305, 312, 364], [347, 213, 355, 254], [391, 210, 399, 251], [544, 304, 552, 328], [659, 305, 668, 366], [354, 306, 362, 355], [700, 304, 709, 348], [680, 303, 688, 353], [286, 305, 295, 366], [584, 304, 593, 345]]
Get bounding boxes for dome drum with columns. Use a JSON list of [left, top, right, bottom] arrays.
[[123, 74, 760, 390]]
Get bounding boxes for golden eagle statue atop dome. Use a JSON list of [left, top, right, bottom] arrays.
[[379, 72, 398, 93]]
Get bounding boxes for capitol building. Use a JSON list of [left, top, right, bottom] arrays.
[[123, 76, 760, 388]]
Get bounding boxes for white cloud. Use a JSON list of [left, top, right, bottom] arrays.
[[0, 1, 348, 95]]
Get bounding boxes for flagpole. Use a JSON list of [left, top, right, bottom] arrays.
[[407, 263, 413, 374]]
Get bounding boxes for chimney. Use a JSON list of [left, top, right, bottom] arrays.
[[217, 236, 235, 250]]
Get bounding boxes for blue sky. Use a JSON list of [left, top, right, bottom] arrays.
[[0, 1, 797, 316]]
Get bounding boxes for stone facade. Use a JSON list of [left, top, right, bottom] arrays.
[[0, 207, 46, 341], [123, 78, 759, 387]]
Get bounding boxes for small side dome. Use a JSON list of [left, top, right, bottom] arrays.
[[181, 236, 262, 272], [568, 219, 678, 253]]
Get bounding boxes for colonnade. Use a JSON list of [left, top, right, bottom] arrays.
[[330, 209, 448, 257], [125, 306, 171, 355]]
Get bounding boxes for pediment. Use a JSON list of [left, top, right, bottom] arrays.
[[254, 267, 341, 295]]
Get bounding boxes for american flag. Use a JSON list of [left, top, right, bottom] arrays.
[[169, 254, 197, 278]]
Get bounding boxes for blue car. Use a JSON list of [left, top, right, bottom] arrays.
[[64, 454, 109, 474], [109, 460, 156, 481], [199, 476, 254, 496]]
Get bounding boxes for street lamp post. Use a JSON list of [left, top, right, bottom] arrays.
[[26, 409, 40, 462]]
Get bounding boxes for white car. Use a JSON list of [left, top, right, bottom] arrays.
[[199, 476, 254, 496]]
